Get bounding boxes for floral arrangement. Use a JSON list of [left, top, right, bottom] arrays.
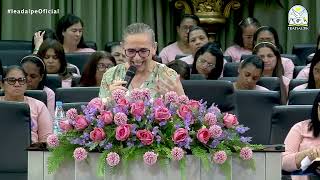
[[47, 88, 263, 180]]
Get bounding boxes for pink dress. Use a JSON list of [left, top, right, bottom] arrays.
[[160, 42, 190, 64], [255, 85, 269, 91], [293, 83, 308, 91], [282, 120, 320, 180], [224, 45, 252, 62], [179, 55, 194, 65], [43, 86, 55, 117], [74, 48, 95, 53], [296, 64, 310, 79], [282, 57, 295, 79]]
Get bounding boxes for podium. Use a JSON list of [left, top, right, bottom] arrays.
[[28, 150, 281, 180]]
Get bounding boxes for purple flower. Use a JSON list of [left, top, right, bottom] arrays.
[[104, 142, 113, 150], [82, 132, 90, 140], [209, 139, 220, 148], [159, 121, 167, 126], [156, 135, 161, 143], [207, 104, 221, 115], [96, 119, 105, 128], [174, 124, 181, 129], [126, 141, 134, 147], [135, 116, 142, 122], [177, 137, 192, 149], [240, 136, 252, 143], [236, 126, 250, 134], [152, 126, 159, 135]]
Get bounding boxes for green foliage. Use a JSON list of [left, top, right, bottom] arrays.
[[179, 157, 186, 180], [191, 146, 210, 171], [97, 151, 108, 177], [220, 159, 231, 180], [47, 142, 77, 173]]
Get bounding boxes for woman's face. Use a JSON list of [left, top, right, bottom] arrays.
[[196, 52, 216, 77], [43, 48, 61, 74], [22, 62, 43, 90], [62, 22, 83, 47], [256, 47, 277, 72], [256, 31, 275, 44], [3, 69, 27, 98], [111, 45, 126, 64], [177, 18, 198, 43], [189, 29, 209, 55], [242, 25, 257, 50], [312, 61, 320, 83], [237, 63, 262, 90], [95, 58, 115, 86]]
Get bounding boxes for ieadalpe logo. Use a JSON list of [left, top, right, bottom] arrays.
[[288, 5, 308, 30]]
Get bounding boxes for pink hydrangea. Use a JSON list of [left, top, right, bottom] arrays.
[[73, 147, 88, 161], [112, 89, 126, 101], [46, 134, 59, 148], [240, 147, 253, 160], [213, 151, 227, 164], [130, 89, 145, 101], [164, 91, 178, 104], [209, 125, 223, 138], [88, 97, 105, 111], [177, 95, 189, 104], [114, 112, 128, 126], [143, 151, 158, 166], [66, 108, 78, 120], [204, 113, 217, 126], [106, 152, 120, 167], [141, 88, 151, 101], [171, 147, 184, 161]]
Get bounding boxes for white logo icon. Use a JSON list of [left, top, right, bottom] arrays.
[[288, 5, 308, 27]]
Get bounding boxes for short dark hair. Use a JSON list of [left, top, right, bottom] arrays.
[[187, 26, 208, 43], [240, 55, 264, 73], [192, 42, 224, 80], [307, 49, 320, 89], [2, 65, 27, 83], [167, 60, 190, 80], [234, 17, 260, 48], [56, 14, 88, 48], [177, 14, 200, 27], [104, 41, 121, 53], [253, 26, 283, 53], [309, 91, 320, 137], [31, 28, 58, 50]]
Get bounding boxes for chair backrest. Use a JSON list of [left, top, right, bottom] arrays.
[[219, 77, 280, 91], [224, 56, 232, 62], [270, 105, 312, 144], [292, 43, 316, 65], [190, 74, 206, 80], [0, 40, 32, 51], [45, 74, 61, 92], [85, 41, 97, 50], [0, 101, 31, 173], [293, 66, 306, 78], [182, 80, 235, 112], [234, 90, 280, 144], [289, 79, 308, 91], [0, 50, 32, 66], [55, 87, 99, 103], [223, 62, 240, 77], [288, 89, 320, 105], [62, 102, 88, 112], [0, 90, 47, 105], [65, 53, 93, 73], [281, 54, 299, 66], [240, 54, 255, 61]]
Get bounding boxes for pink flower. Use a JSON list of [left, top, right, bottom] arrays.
[[172, 128, 188, 144], [240, 147, 253, 160], [115, 124, 131, 141], [59, 120, 73, 132], [141, 88, 151, 100], [114, 112, 128, 126], [177, 95, 189, 104], [130, 101, 145, 117], [136, 129, 154, 145], [117, 98, 129, 107], [154, 106, 171, 122], [66, 108, 78, 120], [112, 89, 126, 101], [46, 134, 59, 148], [106, 152, 120, 167], [153, 97, 165, 107], [74, 115, 89, 130], [143, 151, 158, 166], [171, 147, 184, 161], [204, 113, 217, 126], [73, 147, 88, 161], [98, 111, 113, 125], [209, 125, 223, 138], [197, 128, 211, 144], [177, 105, 192, 120], [164, 91, 178, 103], [130, 89, 145, 101], [213, 151, 227, 164], [223, 113, 239, 128], [187, 100, 200, 110], [89, 128, 106, 142], [88, 97, 105, 111]]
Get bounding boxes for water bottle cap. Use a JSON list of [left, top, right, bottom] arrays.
[[56, 101, 63, 106]]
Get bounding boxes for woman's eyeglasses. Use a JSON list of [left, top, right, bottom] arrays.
[[3, 77, 27, 85], [124, 48, 150, 58], [198, 59, 215, 68], [96, 63, 114, 72]]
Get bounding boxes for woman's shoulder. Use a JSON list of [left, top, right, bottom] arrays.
[[76, 48, 96, 53], [291, 119, 311, 131], [292, 83, 308, 91], [25, 96, 47, 109], [43, 86, 55, 94], [255, 85, 270, 91]]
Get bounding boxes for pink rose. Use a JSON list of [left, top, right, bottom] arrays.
[[115, 124, 131, 141], [177, 105, 192, 120], [88, 97, 105, 111], [117, 98, 129, 107], [153, 98, 165, 107], [130, 101, 145, 117], [136, 129, 154, 145], [197, 128, 211, 144], [74, 115, 89, 130], [172, 128, 188, 144], [223, 113, 239, 128], [90, 127, 106, 142], [187, 100, 200, 110], [59, 120, 73, 132], [98, 111, 113, 125], [154, 107, 171, 122]]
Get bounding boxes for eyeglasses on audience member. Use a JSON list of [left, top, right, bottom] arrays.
[[96, 63, 114, 71], [3, 77, 27, 85], [198, 58, 215, 68], [124, 48, 150, 58]]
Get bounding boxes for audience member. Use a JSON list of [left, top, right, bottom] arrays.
[[0, 60, 3, 89], [105, 41, 126, 64], [56, 14, 95, 53], [80, 51, 116, 87], [191, 42, 224, 80], [20, 55, 55, 117], [166, 60, 190, 80], [224, 17, 261, 62], [0, 65, 52, 143], [159, 14, 200, 64], [32, 28, 58, 54]]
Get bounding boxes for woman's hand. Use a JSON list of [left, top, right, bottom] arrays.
[[33, 31, 45, 51], [109, 80, 128, 92], [156, 74, 185, 96], [307, 147, 320, 161]]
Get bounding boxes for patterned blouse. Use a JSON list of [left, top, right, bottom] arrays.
[[99, 62, 178, 99]]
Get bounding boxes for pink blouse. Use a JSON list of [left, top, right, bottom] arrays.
[[74, 48, 95, 53], [282, 120, 320, 180], [224, 45, 252, 62], [43, 86, 55, 117], [293, 83, 308, 91], [296, 64, 310, 79], [160, 42, 190, 64], [180, 55, 194, 65], [255, 85, 269, 91], [282, 57, 295, 79]]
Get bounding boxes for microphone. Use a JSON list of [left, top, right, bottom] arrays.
[[123, 66, 137, 88]]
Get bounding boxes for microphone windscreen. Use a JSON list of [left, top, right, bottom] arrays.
[[123, 66, 137, 88]]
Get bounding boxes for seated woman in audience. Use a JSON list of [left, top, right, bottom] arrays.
[[80, 51, 116, 87], [32, 28, 57, 54], [160, 14, 200, 64], [282, 92, 320, 180], [56, 14, 95, 53], [20, 55, 55, 116], [294, 50, 320, 91], [37, 39, 79, 87], [166, 60, 190, 80], [224, 17, 261, 62], [233, 55, 268, 90], [252, 42, 288, 104], [180, 26, 209, 65], [191, 42, 224, 80], [0, 66, 52, 143], [105, 41, 126, 64], [253, 26, 294, 79]]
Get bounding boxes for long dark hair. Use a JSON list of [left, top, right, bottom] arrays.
[[307, 49, 320, 89], [309, 92, 320, 137], [167, 60, 191, 80], [192, 42, 224, 80], [253, 26, 283, 54], [234, 17, 260, 48]]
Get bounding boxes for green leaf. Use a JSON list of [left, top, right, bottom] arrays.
[[191, 147, 210, 171], [179, 157, 186, 180], [97, 151, 108, 177], [47, 143, 77, 173], [220, 159, 231, 180]]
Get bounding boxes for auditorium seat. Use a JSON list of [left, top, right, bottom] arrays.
[[223, 62, 240, 77], [65, 53, 93, 73], [0, 50, 32, 66], [0, 101, 31, 180], [240, 54, 254, 61], [190, 74, 206, 80], [288, 89, 320, 105], [0, 40, 32, 51], [55, 87, 99, 103], [289, 79, 307, 91], [234, 90, 280, 144], [270, 105, 312, 145], [292, 43, 316, 65], [0, 90, 47, 105], [293, 66, 306, 78], [45, 74, 61, 92], [85, 41, 97, 50], [224, 56, 232, 62], [63, 102, 88, 112], [182, 80, 235, 112], [281, 54, 299, 66], [219, 77, 280, 91]]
